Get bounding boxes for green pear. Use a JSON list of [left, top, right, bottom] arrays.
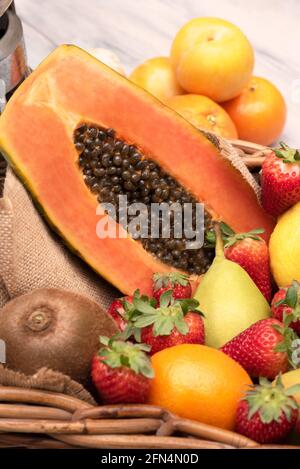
[[194, 225, 270, 349]]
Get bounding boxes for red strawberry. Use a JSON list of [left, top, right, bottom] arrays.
[[297, 419, 300, 436], [271, 281, 300, 336], [141, 312, 204, 355], [91, 336, 153, 404], [107, 296, 133, 331], [221, 318, 298, 379], [152, 272, 192, 303], [261, 142, 300, 217], [219, 223, 272, 303], [125, 290, 204, 355], [236, 376, 300, 444]]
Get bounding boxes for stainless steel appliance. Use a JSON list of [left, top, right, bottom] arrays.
[[0, 0, 28, 109], [0, 1, 28, 190]]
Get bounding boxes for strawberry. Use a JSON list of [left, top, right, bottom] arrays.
[[221, 318, 298, 379], [261, 142, 300, 217], [107, 296, 133, 331], [220, 223, 272, 303], [236, 376, 300, 444], [271, 281, 300, 336], [91, 336, 153, 404], [152, 272, 192, 303], [297, 419, 300, 436], [124, 290, 204, 355]]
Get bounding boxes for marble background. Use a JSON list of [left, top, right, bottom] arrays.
[[17, 0, 300, 145]]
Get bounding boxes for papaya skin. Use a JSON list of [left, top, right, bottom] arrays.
[[0, 45, 274, 295]]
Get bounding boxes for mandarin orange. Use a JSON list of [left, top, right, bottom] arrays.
[[171, 17, 254, 102], [166, 94, 238, 138], [223, 76, 286, 145], [130, 57, 183, 102], [148, 344, 252, 430]]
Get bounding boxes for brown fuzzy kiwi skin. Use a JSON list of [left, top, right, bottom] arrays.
[[0, 289, 117, 384]]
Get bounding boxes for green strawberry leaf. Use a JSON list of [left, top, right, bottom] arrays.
[[274, 142, 300, 164], [260, 377, 273, 387], [99, 336, 110, 346], [246, 228, 265, 235], [272, 323, 285, 335], [260, 405, 276, 424], [205, 223, 265, 248], [275, 298, 287, 307], [122, 290, 153, 322], [272, 322, 299, 368], [153, 315, 175, 336], [121, 324, 135, 341], [220, 222, 235, 237], [140, 365, 155, 379], [274, 342, 288, 353], [205, 230, 216, 245], [98, 337, 154, 378], [134, 313, 161, 329], [159, 289, 173, 308], [285, 384, 300, 396], [126, 293, 198, 338], [152, 272, 190, 289], [285, 284, 298, 308], [128, 347, 153, 377], [152, 272, 164, 290], [120, 324, 141, 343], [168, 272, 190, 287], [219, 222, 265, 248], [244, 376, 299, 424], [136, 343, 152, 353], [132, 327, 142, 343], [274, 374, 284, 388], [283, 311, 296, 328], [174, 316, 189, 335], [177, 298, 200, 314], [133, 297, 157, 316]]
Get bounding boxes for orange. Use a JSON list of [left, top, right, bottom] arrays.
[[170, 17, 254, 102], [222, 76, 286, 145], [166, 94, 238, 138], [148, 344, 252, 430], [129, 57, 184, 102]]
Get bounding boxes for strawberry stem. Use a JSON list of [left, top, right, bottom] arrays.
[[274, 142, 300, 164], [206, 222, 265, 248]]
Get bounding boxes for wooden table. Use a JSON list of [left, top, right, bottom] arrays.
[[17, 0, 300, 145]]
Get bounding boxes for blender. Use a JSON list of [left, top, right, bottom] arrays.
[[0, 0, 28, 193], [0, 0, 28, 109]]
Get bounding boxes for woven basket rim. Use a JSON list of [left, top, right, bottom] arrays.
[[0, 385, 298, 449]]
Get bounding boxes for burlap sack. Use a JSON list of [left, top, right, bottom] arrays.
[[0, 364, 96, 405], [0, 167, 120, 310]]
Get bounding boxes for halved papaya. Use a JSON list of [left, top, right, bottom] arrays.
[[0, 45, 274, 295]]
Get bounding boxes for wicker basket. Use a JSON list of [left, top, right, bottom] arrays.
[[229, 138, 269, 168], [0, 385, 298, 449], [0, 139, 297, 450]]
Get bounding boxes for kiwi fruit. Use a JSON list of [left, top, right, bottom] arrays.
[[0, 288, 117, 384]]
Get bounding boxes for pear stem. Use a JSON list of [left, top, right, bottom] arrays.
[[214, 222, 225, 258]]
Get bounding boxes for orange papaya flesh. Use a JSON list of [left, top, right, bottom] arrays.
[[0, 45, 274, 295]]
